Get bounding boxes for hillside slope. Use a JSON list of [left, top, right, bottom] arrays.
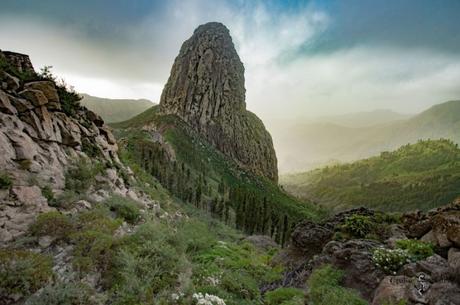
[[81, 93, 153, 123], [282, 139, 460, 212], [114, 105, 323, 245], [274, 100, 460, 173]]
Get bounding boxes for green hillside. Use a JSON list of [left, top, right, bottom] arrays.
[[281, 139, 460, 212], [273, 100, 460, 173], [81, 93, 154, 123], [113, 106, 324, 245]]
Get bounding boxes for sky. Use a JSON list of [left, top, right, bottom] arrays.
[[1, 0, 459, 121]]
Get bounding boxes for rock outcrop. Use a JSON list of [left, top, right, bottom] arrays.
[[264, 201, 460, 305], [159, 22, 278, 182], [0, 50, 123, 244]]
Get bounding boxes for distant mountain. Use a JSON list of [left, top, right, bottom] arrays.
[[80, 93, 154, 123], [312, 109, 412, 128], [273, 100, 460, 173], [281, 139, 460, 212]]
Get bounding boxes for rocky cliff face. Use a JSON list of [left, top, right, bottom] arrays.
[[159, 22, 278, 182], [0, 50, 131, 244]]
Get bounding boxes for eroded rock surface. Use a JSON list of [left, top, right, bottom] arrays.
[[159, 22, 278, 182]]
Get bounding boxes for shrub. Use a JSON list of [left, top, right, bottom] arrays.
[[76, 207, 122, 234], [307, 265, 367, 305], [105, 195, 141, 224], [0, 172, 12, 189], [0, 249, 53, 298], [65, 160, 104, 193], [29, 211, 74, 241], [71, 230, 115, 273], [24, 282, 98, 305], [395, 239, 434, 261], [342, 215, 376, 238], [41, 185, 56, 204], [54, 190, 80, 208], [265, 287, 304, 305], [372, 248, 411, 274]]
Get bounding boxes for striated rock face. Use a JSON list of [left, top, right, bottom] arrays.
[[159, 22, 278, 182], [0, 50, 121, 244]]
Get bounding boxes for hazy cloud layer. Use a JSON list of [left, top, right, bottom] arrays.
[[0, 0, 459, 121]]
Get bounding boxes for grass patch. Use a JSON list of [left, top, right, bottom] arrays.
[[395, 239, 434, 261], [265, 287, 305, 305], [307, 265, 367, 305], [24, 282, 98, 305]]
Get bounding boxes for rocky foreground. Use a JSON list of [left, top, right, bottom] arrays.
[[264, 201, 460, 304]]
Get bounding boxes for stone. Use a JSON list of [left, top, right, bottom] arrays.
[[0, 89, 18, 115], [38, 235, 54, 248], [2, 51, 35, 74], [447, 248, 460, 270], [372, 276, 411, 305], [447, 225, 460, 247], [245, 235, 279, 252], [6, 130, 38, 160], [10, 185, 44, 206], [86, 109, 104, 127], [19, 88, 48, 107], [8, 95, 34, 113], [425, 281, 460, 305], [99, 125, 116, 144], [24, 81, 61, 110], [159, 22, 278, 182], [0, 71, 20, 91], [290, 220, 333, 258]]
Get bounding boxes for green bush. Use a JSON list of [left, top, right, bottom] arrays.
[[76, 207, 122, 234], [372, 248, 411, 274], [342, 215, 376, 238], [0, 249, 53, 298], [105, 195, 141, 224], [307, 265, 367, 305], [0, 172, 12, 189], [24, 282, 98, 305], [65, 160, 104, 193], [395, 239, 434, 261], [41, 185, 56, 204], [265, 287, 304, 305], [71, 230, 115, 273], [29, 211, 74, 241]]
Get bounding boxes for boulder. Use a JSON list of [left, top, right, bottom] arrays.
[[425, 281, 460, 305], [447, 225, 460, 247], [19, 88, 48, 107], [0, 71, 20, 91], [99, 125, 116, 145], [447, 248, 460, 270], [0, 89, 18, 115], [6, 130, 38, 160], [86, 109, 104, 127], [401, 210, 432, 239], [245, 235, 279, 252], [290, 220, 333, 258], [8, 95, 34, 113], [24, 81, 60, 110], [372, 276, 412, 305]]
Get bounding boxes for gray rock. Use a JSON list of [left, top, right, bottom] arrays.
[[19, 88, 48, 107], [159, 22, 278, 182], [24, 81, 61, 110]]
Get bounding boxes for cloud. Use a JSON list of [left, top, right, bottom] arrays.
[[0, 0, 459, 120]]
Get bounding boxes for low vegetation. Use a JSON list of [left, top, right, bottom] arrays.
[[64, 159, 105, 194], [24, 282, 99, 305], [0, 172, 12, 189], [0, 249, 53, 299], [307, 265, 367, 305], [104, 195, 141, 224]]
